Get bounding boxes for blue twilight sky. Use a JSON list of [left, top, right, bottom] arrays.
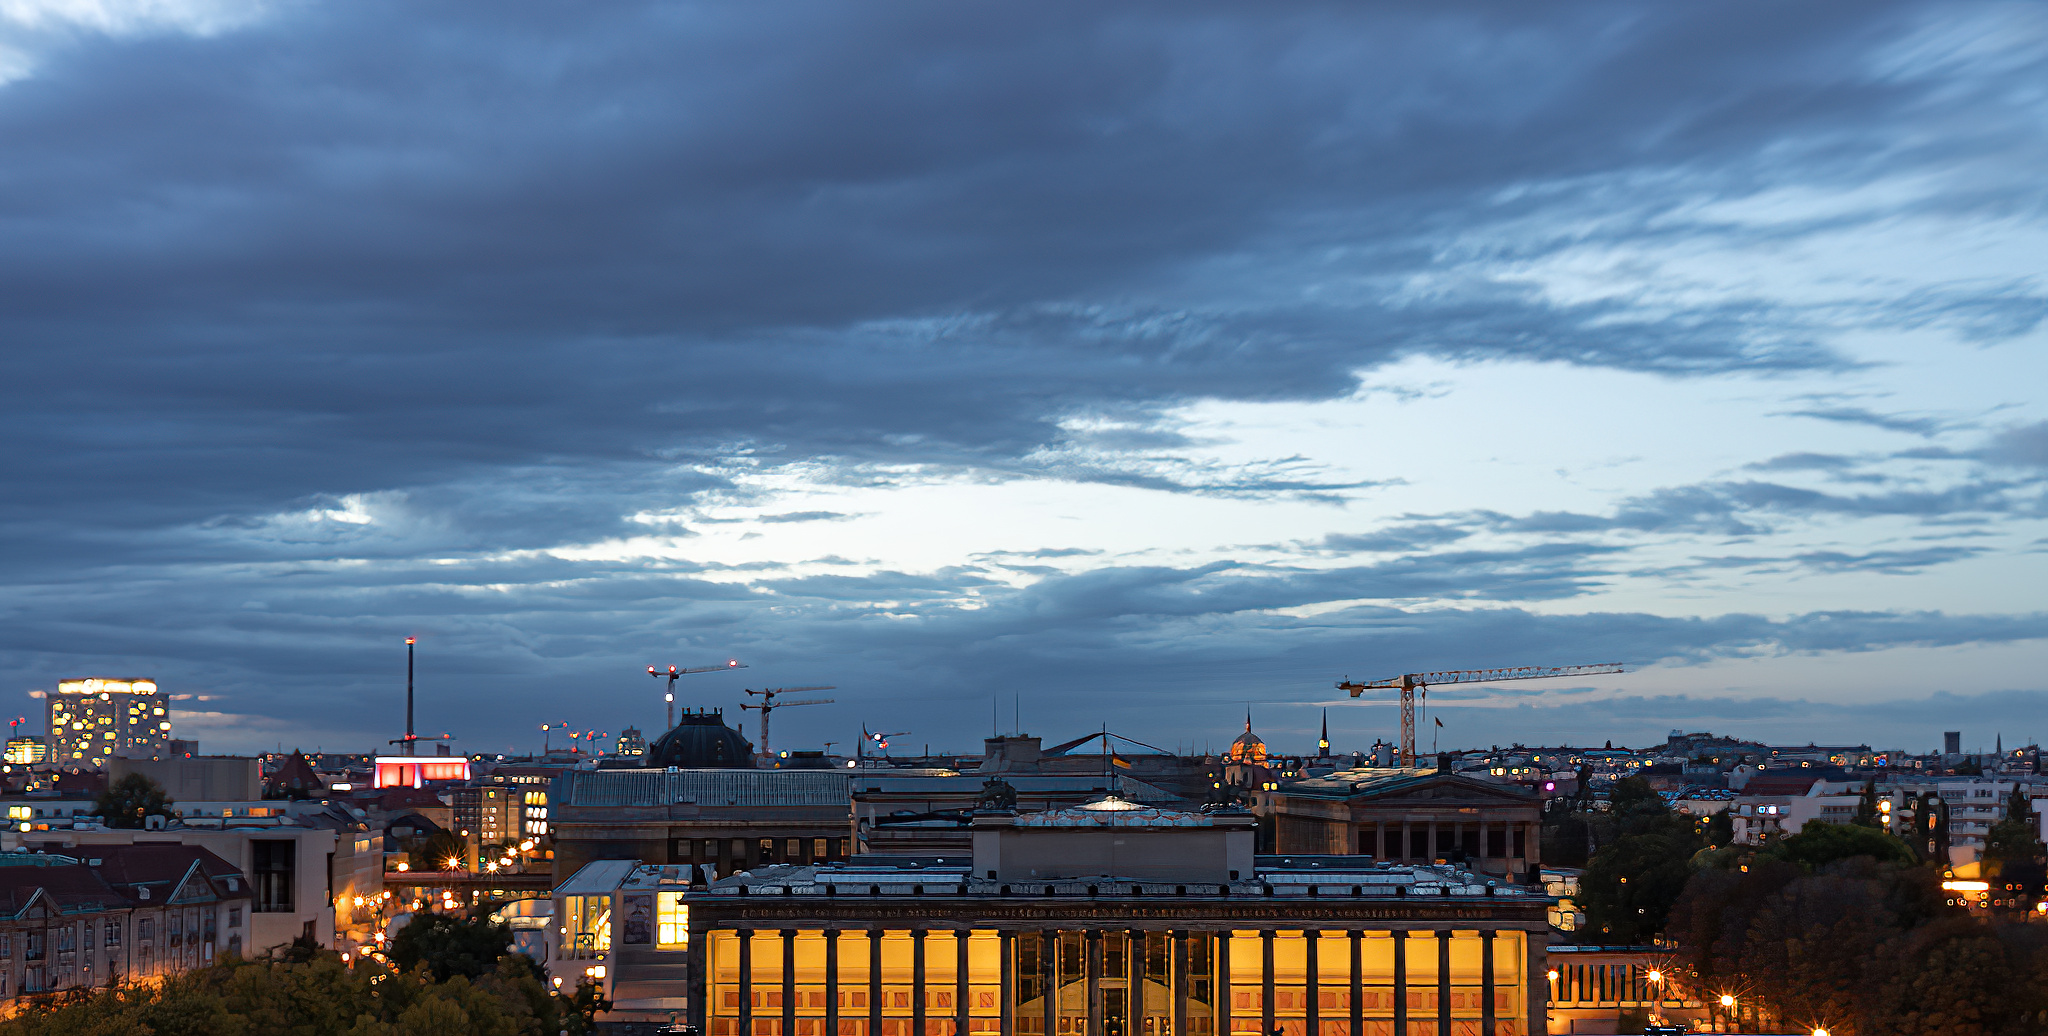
[[2, 1, 2045, 758]]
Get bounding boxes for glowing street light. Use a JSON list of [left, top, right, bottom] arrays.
[[1720, 994, 1736, 1008]]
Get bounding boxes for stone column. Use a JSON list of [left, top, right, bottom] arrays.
[[912, 930, 927, 1036], [1217, 932, 1233, 1036], [1261, 930, 1275, 1036], [1172, 931, 1189, 1036], [1127, 931, 1143, 1036], [870, 930, 884, 1036], [1001, 931, 1015, 1036], [1349, 931, 1363, 1036], [1481, 930, 1496, 1036], [1304, 930, 1319, 1036], [1400, 821, 1412, 861], [825, 930, 841, 1036], [1392, 930, 1406, 1036], [781, 930, 798, 1036], [738, 929, 753, 1036], [958, 931, 971, 1036], [688, 924, 707, 1036], [1087, 930, 1104, 1036], [1042, 930, 1058, 1036], [1374, 820, 1387, 860], [1436, 930, 1451, 1036]]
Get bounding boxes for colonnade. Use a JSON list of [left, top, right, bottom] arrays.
[[1360, 820, 1538, 871], [703, 927, 1529, 1036]]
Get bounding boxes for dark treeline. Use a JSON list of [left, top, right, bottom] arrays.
[[1556, 776, 2048, 1035], [0, 912, 606, 1036]]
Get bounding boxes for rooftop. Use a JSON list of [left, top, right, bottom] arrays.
[[700, 855, 1545, 900], [1006, 797, 1235, 828], [553, 768, 853, 807]]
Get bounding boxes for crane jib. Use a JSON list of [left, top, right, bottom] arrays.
[[1330, 662, 1627, 767]]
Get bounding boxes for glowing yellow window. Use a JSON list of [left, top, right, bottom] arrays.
[[657, 892, 688, 949]]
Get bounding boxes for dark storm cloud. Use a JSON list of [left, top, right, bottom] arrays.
[[4, 0, 2046, 749], [1429, 689, 2048, 751], [0, 0, 1998, 530], [9, 517, 2044, 751]]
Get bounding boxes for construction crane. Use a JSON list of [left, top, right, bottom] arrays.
[[646, 659, 747, 732], [1337, 663, 1626, 767], [858, 725, 909, 765], [740, 687, 835, 758]]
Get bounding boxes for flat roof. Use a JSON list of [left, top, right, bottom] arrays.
[[702, 857, 1546, 900]]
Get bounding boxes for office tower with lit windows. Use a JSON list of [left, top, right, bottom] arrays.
[[3, 737, 46, 765], [47, 677, 173, 767]]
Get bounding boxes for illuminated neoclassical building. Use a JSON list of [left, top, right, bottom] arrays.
[[685, 797, 1550, 1036]]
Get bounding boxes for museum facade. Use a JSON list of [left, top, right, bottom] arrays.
[[683, 798, 1551, 1036]]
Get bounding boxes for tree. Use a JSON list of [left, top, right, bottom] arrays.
[[1735, 870, 1903, 1033], [0, 950, 576, 1036], [1580, 831, 1698, 943], [1697, 808, 1733, 848], [93, 773, 173, 829], [1664, 858, 1803, 1000], [408, 829, 469, 873], [1765, 821, 1915, 872], [1851, 779, 1883, 828], [1541, 802, 1591, 868], [1983, 788, 2044, 868], [390, 910, 513, 982], [1866, 918, 2042, 1036]]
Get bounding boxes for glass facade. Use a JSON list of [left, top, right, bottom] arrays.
[[706, 929, 1525, 1036]]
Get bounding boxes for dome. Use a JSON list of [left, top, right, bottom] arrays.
[[1228, 712, 1267, 764], [645, 710, 755, 769], [1075, 794, 1143, 812]]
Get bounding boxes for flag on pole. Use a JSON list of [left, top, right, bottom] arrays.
[[1435, 717, 1443, 727]]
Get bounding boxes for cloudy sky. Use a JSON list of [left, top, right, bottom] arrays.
[[3, 1, 2045, 759]]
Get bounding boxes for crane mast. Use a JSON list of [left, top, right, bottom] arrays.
[[646, 659, 746, 732], [1337, 663, 1625, 767], [741, 686, 836, 757]]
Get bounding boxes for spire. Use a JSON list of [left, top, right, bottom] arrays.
[[1319, 708, 1330, 755], [1245, 706, 1253, 733]]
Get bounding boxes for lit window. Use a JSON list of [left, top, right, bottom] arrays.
[[656, 893, 688, 949]]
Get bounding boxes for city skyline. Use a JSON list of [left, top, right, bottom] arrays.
[[3, 3, 2046, 755]]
